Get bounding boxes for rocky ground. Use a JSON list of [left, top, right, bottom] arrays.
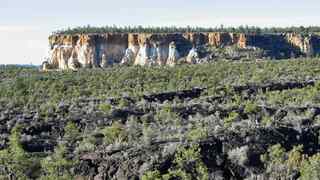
[[1, 60, 320, 179]]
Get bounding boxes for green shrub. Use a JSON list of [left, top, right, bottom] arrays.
[[64, 122, 80, 140], [143, 145, 208, 180], [39, 101, 57, 118], [261, 144, 306, 178], [300, 153, 320, 180], [14, 77, 29, 96], [118, 98, 130, 108], [75, 137, 96, 154], [142, 170, 162, 180], [187, 128, 208, 141], [155, 103, 180, 124], [287, 145, 303, 171], [40, 144, 75, 180], [260, 144, 288, 178], [168, 144, 209, 180], [231, 95, 242, 106], [102, 122, 127, 144], [0, 125, 33, 179], [264, 144, 286, 164], [98, 103, 112, 113], [244, 101, 259, 114], [224, 112, 240, 127], [261, 116, 273, 126], [142, 125, 157, 145]]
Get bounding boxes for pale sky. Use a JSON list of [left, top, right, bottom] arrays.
[[1, 0, 320, 65]]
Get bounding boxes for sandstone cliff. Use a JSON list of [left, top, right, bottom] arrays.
[[45, 32, 320, 70]]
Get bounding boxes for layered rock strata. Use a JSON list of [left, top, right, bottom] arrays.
[[45, 32, 320, 70]]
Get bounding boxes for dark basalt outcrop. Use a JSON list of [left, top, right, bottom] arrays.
[[143, 87, 204, 102], [232, 80, 316, 94], [1, 79, 320, 179]]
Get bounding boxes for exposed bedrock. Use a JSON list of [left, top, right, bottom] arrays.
[[46, 32, 320, 69]]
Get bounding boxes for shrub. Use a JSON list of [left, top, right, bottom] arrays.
[[187, 128, 208, 141], [287, 145, 303, 171], [142, 125, 156, 145], [102, 122, 127, 144], [64, 122, 80, 140], [244, 101, 259, 114], [40, 144, 75, 180], [300, 153, 320, 180], [261, 144, 307, 178], [224, 112, 240, 127], [127, 116, 142, 142], [231, 95, 242, 106], [39, 101, 57, 119], [168, 144, 209, 180], [260, 144, 287, 179], [118, 98, 130, 108], [261, 116, 273, 126], [265, 144, 286, 164], [155, 103, 180, 124], [0, 125, 34, 179], [142, 170, 162, 180], [75, 137, 96, 154], [14, 77, 29, 96], [98, 103, 112, 113]]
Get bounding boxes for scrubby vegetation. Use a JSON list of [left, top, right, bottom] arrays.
[[52, 25, 320, 35], [1, 58, 320, 179]]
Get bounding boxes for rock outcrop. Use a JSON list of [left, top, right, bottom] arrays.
[[166, 42, 180, 66], [44, 32, 320, 70], [134, 41, 152, 66], [286, 33, 314, 56], [100, 54, 109, 68], [186, 47, 200, 64]]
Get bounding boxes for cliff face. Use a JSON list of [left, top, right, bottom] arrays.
[[45, 32, 320, 69], [286, 33, 314, 56], [49, 34, 128, 69]]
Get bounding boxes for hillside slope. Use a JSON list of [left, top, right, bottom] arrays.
[[1, 59, 320, 179]]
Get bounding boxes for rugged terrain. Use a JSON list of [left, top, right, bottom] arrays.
[[45, 32, 320, 70], [1, 59, 320, 179]]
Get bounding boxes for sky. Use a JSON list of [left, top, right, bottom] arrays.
[[1, 0, 320, 65]]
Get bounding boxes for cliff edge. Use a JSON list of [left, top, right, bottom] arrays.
[[43, 32, 320, 70]]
